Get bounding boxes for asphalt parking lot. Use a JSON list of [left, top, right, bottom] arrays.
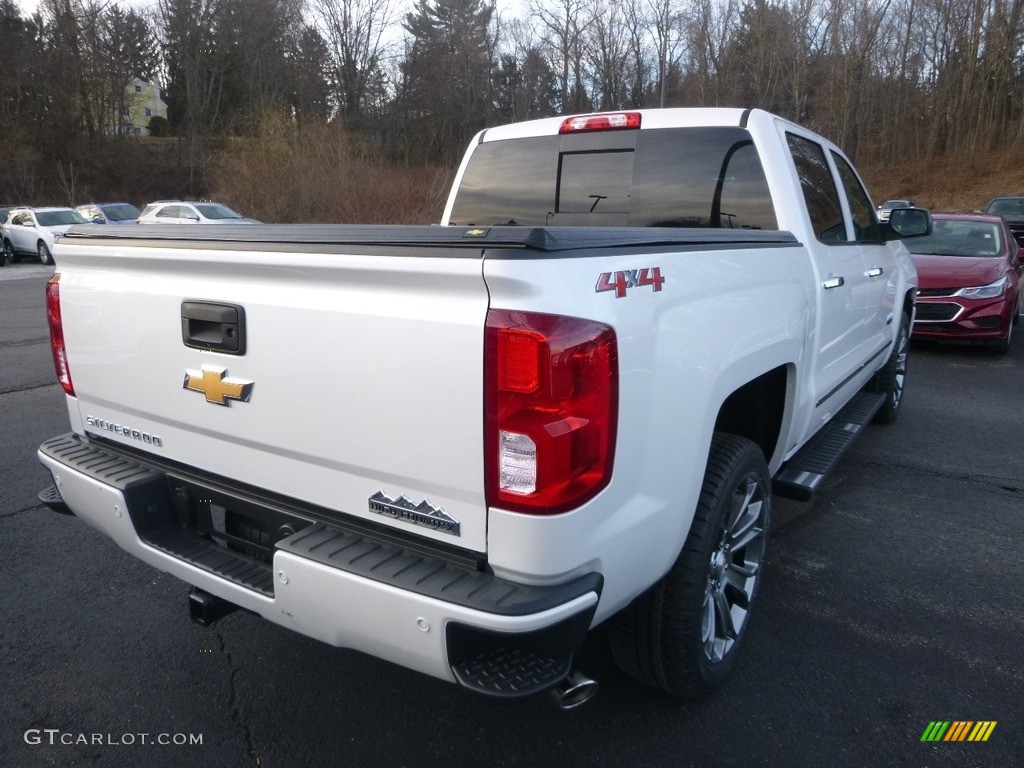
[[2, 264, 1022, 768]]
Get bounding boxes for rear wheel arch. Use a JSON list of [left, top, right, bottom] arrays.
[[713, 365, 789, 467]]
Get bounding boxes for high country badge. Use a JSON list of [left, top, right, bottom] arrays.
[[368, 491, 460, 536]]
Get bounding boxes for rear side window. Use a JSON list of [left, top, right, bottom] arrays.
[[787, 133, 847, 244], [832, 152, 880, 242], [156, 205, 181, 219], [449, 127, 778, 230]]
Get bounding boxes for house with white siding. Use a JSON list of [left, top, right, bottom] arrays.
[[118, 78, 168, 136]]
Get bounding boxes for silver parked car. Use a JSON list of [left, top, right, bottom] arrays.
[[136, 200, 259, 224], [876, 199, 915, 223]]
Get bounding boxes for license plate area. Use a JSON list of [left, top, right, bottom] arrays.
[[168, 480, 315, 563]]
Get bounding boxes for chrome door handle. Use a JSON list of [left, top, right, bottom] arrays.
[[823, 276, 845, 289], [866, 267, 883, 277]]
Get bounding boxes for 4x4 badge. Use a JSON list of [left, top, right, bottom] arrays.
[[183, 366, 253, 406], [595, 267, 665, 298]]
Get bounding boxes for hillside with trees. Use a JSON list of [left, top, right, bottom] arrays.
[[1, 0, 1023, 222]]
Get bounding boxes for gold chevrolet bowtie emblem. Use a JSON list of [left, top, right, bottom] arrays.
[[183, 366, 253, 406]]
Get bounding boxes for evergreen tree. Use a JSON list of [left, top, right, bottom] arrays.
[[399, 0, 497, 163]]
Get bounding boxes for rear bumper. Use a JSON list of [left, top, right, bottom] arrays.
[[38, 433, 601, 697]]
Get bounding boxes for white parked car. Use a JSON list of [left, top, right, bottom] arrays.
[[136, 200, 259, 224], [2, 206, 88, 265]]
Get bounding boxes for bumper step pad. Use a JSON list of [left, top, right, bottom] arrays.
[[146, 528, 276, 596], [773, 391, 885, 501], [452, 647, 571, 698]]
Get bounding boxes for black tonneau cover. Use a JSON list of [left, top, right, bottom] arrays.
[[61, 223, 800, 254]]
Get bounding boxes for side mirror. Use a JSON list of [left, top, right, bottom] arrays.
[[884, 207, 932, 240]]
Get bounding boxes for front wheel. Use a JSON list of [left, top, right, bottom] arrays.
[[870, 311, 910, 423], [38, 241, 53, 265], [992, 320, 1012, 355], [608, 434, 771, 698], [2, 239, 14, 264]]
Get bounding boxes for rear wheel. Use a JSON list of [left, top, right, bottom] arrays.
[[38, 241, 53, 266], [870, 311, 910, 423], [608, 434, 771, 698], [2, 239, 14, 264]]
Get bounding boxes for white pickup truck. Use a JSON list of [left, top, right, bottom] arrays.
[[38, 108, 929, 707]]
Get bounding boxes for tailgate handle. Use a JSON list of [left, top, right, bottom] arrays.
[[181, 301, 246, 355]]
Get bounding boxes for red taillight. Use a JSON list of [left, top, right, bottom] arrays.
[[559, 112, 641, 134], [45, 274, 74, 396], [485, 309, 617, 515]]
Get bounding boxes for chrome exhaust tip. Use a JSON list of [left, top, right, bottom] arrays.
[[549, 671, 599, 710]]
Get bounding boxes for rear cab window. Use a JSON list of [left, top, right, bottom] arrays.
[[448, 127, 778, 231]]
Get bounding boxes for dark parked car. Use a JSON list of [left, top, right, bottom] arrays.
[[983, 196, 1024, 246], [908, 213, 1022, 353], [75, 202, 142, 225]]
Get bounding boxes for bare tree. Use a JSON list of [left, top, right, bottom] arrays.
[[585, 0, 629, 109], [528, 0, 593, 112], [312, 0, 401, 124], [493, 17, 559, 121]]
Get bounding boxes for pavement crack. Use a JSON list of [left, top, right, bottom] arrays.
[[218, 630, 260, 765], [849, 457, 1024, 495], [0, 381, 59, 396], [0, 503, 46, 520], [0, 336, 48, 349]]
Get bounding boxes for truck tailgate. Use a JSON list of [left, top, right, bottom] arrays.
[[54, 230, 490, 553]]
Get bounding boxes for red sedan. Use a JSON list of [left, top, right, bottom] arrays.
[[908, 213, 1022, 353]]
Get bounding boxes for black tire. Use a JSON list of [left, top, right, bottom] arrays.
[[992, 320, 1012, 355], [870, 311, 910, 424], [608, 433, 771, 698], [2, 239, 14, 264], [38, 241, 53, 266]]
